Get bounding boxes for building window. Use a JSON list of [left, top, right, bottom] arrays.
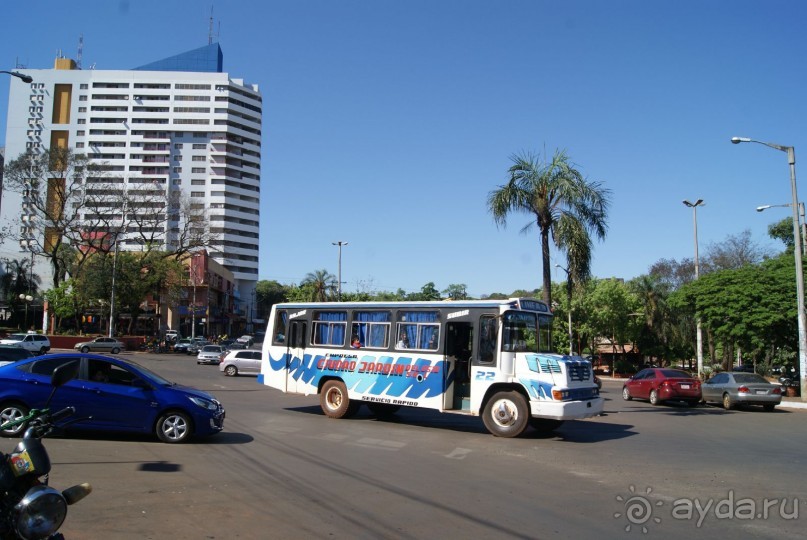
[[174, 143, 183, 149], [191, 179, 206, 185], [77, 119, 86, 124], [191, 167, 205, 173], [192, 156, 205, 162], [79, 96, 87, 101], [190, 191, 205, 198], [77, 131, 85, 136], [76, 142, 85, 148], [80, 84, 88, 89], [78, 107, 87, 112], [173, 167, 182, 173], [173, 156, 181, 162], [193, 132, 207, 138], [192, 143, 206, 149]]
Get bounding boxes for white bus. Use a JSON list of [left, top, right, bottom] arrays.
[[259, 298, 603, 437]]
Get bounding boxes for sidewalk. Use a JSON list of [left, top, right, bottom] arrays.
[[780, 396, 807, 409]]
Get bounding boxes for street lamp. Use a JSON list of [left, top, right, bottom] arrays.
[[757, 202, 807, 254], [0, 70, 32, 83], [190, 253, 202, 340], [554, 264, 574, 355], [332, 241, 348, 301], [732, 136, 807, 400], [18, 294, 33, 330], [683, 199, 705, 379]]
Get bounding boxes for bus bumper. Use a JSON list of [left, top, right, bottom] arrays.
[[530, 397, 604, 421]]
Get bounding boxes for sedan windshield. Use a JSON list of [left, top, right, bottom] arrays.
[[4, 334, 25, 342]]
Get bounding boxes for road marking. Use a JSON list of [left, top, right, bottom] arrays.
[[348, 438, 406, 451], [444, 447, 472, 459]]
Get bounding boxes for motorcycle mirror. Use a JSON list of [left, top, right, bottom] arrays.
[[51, 361, 79, 388]]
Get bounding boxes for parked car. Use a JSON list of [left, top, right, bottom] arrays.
[[218, 339, 236, 350], [173, 338, 193, 354], [236, 335, 254, 347], [0, 353, 225, 443], [220, 349, 263, 376], [73, 336, 126, 354], [622, 368, 701, 407], [0, 332, 51, 355], [187, 338, 209, 355], [702, 372, 782, 411], [197, 345, 226, 365], [0, 345, 34, 366]]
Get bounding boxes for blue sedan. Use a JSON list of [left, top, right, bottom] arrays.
[[0, 353, 225, 443]]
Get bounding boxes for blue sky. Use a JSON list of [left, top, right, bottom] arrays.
[[2, 1, 806, 298]]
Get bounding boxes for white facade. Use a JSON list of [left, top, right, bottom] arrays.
[[1, 49, 262, 311]]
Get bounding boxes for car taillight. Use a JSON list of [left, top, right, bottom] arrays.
[[737, 386, 750, 393], [773, 387, 782, 395]]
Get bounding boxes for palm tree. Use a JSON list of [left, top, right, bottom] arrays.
[[488, 149, 611, 307], [301, 269, 337, 302]]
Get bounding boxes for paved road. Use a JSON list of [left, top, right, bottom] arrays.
[[26, 353, 807, 539]]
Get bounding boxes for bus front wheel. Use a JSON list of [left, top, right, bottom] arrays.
[[320, 380, 360, 419], [482, 391, 529, 438]]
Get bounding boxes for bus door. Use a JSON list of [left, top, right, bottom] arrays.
[[286, 319, 307, 393], [445, 322, 473, 410]]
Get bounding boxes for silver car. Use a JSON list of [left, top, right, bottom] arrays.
[[219, 350, 262, 376], [74, 337, 126, 354], [701, 372, 783, 411], [196, 345, 226, 365]]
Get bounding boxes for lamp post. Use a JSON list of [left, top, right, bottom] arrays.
[[757, 202, 807, 254], [732, 136, 807, 400], [554, 264, 574, 355], [0, 70, 32, 83], [332, 241, 348, 301], [683, 199, 705, 378], [190, 253, 201, 340]]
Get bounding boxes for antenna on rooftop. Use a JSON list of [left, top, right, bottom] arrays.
[[77, 34, 83, 69], [208, 6, 214, 44]]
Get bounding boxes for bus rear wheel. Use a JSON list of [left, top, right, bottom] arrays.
[[320, 380, 360, 419], [482, 391, 529, 438]]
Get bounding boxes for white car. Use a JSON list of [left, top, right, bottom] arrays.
[[197, 345, 226, 365], [220, 350, 263, 376], [0, 333, 51, 355], [236, 335, 254, 347]]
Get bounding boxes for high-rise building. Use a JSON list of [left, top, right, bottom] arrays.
[[1, 44, 262, 332]]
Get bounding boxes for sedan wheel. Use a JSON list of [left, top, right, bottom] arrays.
[[722, 393, 735, 410], [111, 347, 120, 354], [225, 365, 238, 376], [81, 346, 90, 353], [156, 411, 192, 443], [622, 386, 632, 401], [649, 389, 661, 406], [0, 403, 30, 437]]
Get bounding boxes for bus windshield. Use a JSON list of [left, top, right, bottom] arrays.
[[502, 311, 552, 353]]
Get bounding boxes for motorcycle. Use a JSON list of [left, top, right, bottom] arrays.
[[0, 362, 92, 539]]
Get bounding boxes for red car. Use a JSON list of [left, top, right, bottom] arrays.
[[622, 368, 701, 407]]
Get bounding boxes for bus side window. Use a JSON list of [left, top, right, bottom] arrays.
[[273, 310, 288, 344]]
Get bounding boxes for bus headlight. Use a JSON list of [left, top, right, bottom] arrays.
[[551, 389, 570, 401], [14, 485, 67, 540]]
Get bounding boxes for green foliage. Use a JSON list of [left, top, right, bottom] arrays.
[[488, 149, 611, 307]]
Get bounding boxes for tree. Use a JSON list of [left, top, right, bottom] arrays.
[[488, 149, 610, 307], [3, 147, 218, 291], [301, 269, 337, 302], [255, 280, 289, 317], [442, 283, 468, 300]]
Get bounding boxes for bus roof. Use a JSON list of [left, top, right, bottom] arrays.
[[271, 298, 551, 313]]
